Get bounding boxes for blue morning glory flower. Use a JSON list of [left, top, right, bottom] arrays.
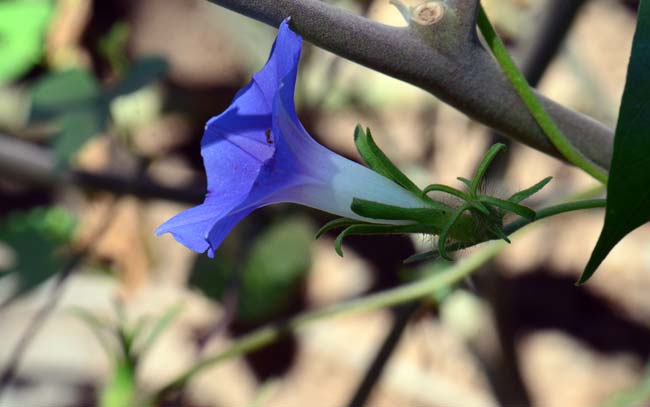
[[156, 19, 427, 257]]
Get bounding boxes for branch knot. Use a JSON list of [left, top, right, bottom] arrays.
[[412, 2, 445, 26]]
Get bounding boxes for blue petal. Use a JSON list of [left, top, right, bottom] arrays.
[[155, 200, 231, 253], [201, 20, 302, 195], [157, 19, 305, 254]]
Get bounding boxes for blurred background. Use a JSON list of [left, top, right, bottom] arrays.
[[1, 0, 649, 406]]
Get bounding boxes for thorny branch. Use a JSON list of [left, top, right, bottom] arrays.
[[205, 0, 613, 170]]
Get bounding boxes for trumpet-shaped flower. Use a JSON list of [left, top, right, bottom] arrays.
[[156, 19, 427, 257]]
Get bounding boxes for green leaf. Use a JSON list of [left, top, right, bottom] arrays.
[[108, 56, 168, 99], [0, 0, 53, 84], [70, 307, 114, 360], [190, 217, 314, 324], [508, 176, 553, 203], [581, 1, 650, 284], [353, 125, 424, 197], [138, 304, 183, 356], [0, 207, 76, 306], [30, 69, 102, 120], [54, 106, 109, 167], [30, 69, 109, 166], [98, 22, 131, 77], [100, 359, 136, 407], [239, 218, 314, 322]]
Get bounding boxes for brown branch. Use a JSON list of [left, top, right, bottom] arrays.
[[204, 0, 613, 170]]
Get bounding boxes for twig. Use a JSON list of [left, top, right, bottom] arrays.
[[346, 300, 422, 407], [520, 0, 589, 88], [195, 271, 241, 352], [0, 259, 77, 397], [0, 133, 204, 204]]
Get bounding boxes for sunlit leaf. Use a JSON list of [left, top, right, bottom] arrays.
[[0, 0, 53, 84], [100, 359, 136, 407]]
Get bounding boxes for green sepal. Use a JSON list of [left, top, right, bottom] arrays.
[[471, 143, 507, 196], [422, 184, 490, 215], [351, 198, 449, 226], [351, 198, 480, 243], [422, 183, 470, 201], [508, 176, 553, 203], [354, 125, 425, 197], [478, 196, 536, 220], [438, 202, 473, 261], [315, 218, 366, 239], [334, 224, 437, 257], [457, 177, 472, 189], [483, 221, 511, 243]]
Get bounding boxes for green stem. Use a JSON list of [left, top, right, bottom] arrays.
[[505, 198, 606, 233], [477, 6, 609, 184], [151, 240, 506, 402]]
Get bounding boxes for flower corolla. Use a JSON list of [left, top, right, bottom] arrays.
[[156, 20, 427, 256]]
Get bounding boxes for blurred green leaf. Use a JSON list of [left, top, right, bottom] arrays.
[[108, 56, 168, 99], [30, 56, 167, 166], [0, 0, 53, 84], [0, 207, 76, 304], [30, 69, 102, 120], [100, 359, 136, 407], [137, 303, 183, 356], [54, 105, 109, 167], [190, 217, 314, 324], [602, 368, 650, 407], [581, 1, 650, 283], [70, 307, 115, 360], [98, 22, 131, 77]]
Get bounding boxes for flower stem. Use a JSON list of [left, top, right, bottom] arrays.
[[477, 6, 609, 184], [505, 198, 606, 233], [151, 239, 506, 402]]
